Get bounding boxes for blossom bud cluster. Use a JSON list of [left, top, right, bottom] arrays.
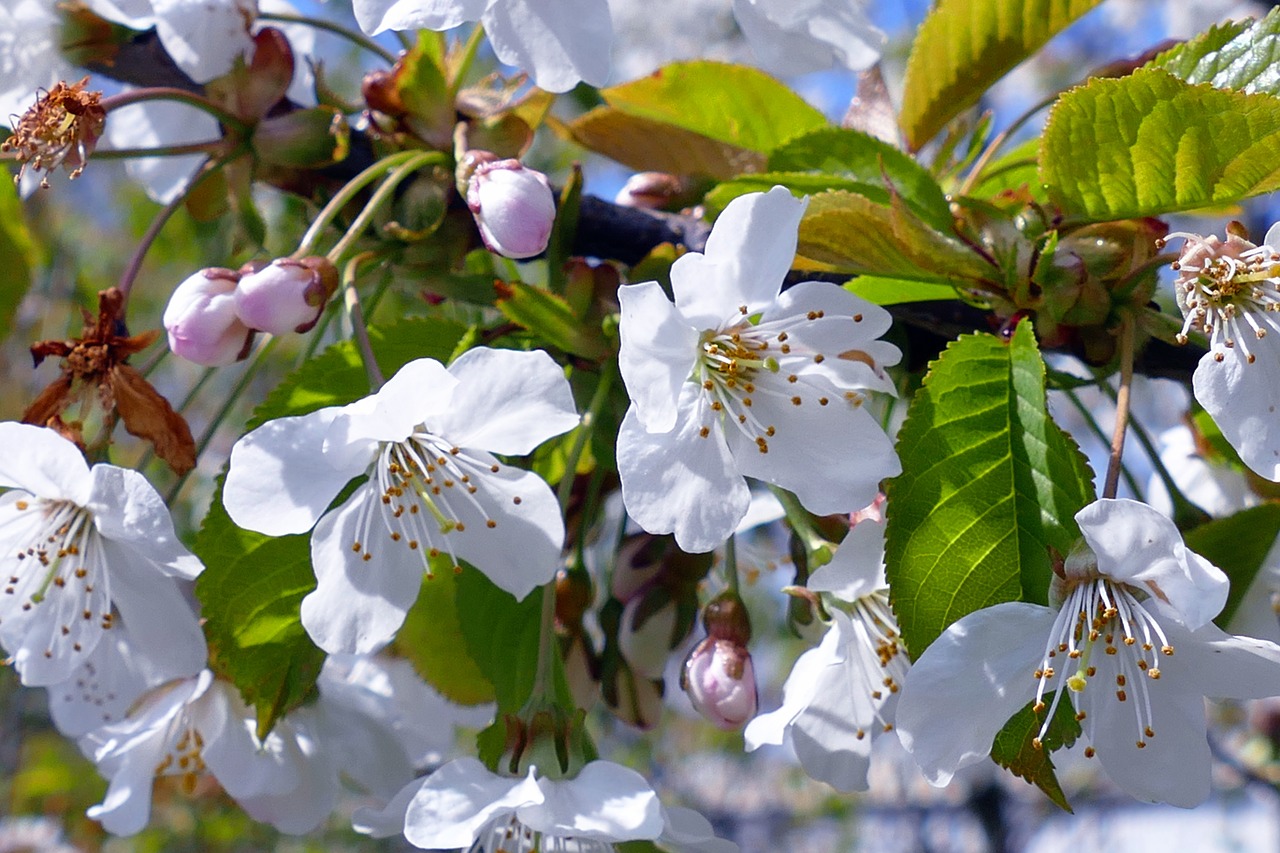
[[163, 257, 339, 366]]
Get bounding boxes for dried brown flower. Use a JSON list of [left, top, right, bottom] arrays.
[[2, 77, 105, 188], [24, 288, 197, 474]]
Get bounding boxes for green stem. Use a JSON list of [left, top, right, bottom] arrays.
[[164, 338, 279, 505], [1102, 317, 1136, 500], [769, 485, 829, 559], [258, 11, 398, 64], [1061, 386, 1143, 498], [450, 25, 487, 97], [958, 91, 1057, 196], [342, 253, 385, 389], [294, 150, 436, 257], [326, 151, 443, 263], [100, 88, 249, 135], [722, 535, 740, 594], [91, 141, 227, 160]]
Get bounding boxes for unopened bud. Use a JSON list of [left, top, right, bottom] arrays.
[[163, 269, 255, 366], [233, 256, 338, 335], [613, 172, 684, 209], [467, 159, 556, 260], [681, 636, 757, 730]]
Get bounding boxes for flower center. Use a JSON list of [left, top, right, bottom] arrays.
[[0, 77, 105, 188], [347, 431, 519, 572], [1169, 232, 1280, 363], [2, 496, 112, 661], [692, 306, 855, 453], [1031, 578, 1174, 754], [153, 722, 207, 796], [469, 815, 617, 853], [847, 590, 909, 740]]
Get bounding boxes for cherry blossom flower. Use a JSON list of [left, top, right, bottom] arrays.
[[82, 670, 323, 835], [731, 0, 884, 77], [895, 498, 1280, 807], [0, 423, 205, 687], [1167, 224, 1280, 481], [616, 187, 900, 553], [222, 348, 579, 654], [352, 0, 612, 93], [744, 513, 907, 791], [353, 757, 735, 852]]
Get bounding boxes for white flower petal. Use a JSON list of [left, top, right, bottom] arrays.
[[1168, 620, 1280, 700], [895, 603, 1053, 786], [84, 731, 167, 835], [404, 758, 544, 849], [149, 0, 255, 83], [1193, 340, 1280, 481], [520, 761, 663, 840], [659, 805, 737, 853], [673, 187, 805, 325], [617, 396, 750, 554], [353, 0, 488, 34], [300, 484, 425, 654], [744, 622, 839, 750], [346, 358, 459, 446], [1076, 498, 1227, 629], [731, 0, 837, 76], [430, 347, 579, 456], [808, 520, 886, 600], [0, 423, 92, 503], [87, 465, 203, 579], [482, 0, 612, 92], [726, 384, 898, 516], [618, 281, 700, 433], [104, 99, 218, 203], [353, 775, 421, 837], [102, 542, 207, 678], [224, 407, 358, 536]]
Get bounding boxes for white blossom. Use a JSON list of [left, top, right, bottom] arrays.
[[223, 348, 579, 654], [616, 187, 900, 553], [896, 498, 1280, 807], [0, 423, 205, 687]]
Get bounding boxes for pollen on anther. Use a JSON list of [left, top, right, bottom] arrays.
[[486, 520, 496, 529], [362, 553, 372, 562], [813, 354, 825, 363], [1084, 746, 1096, 758], [14, 501, 27, 510], [699, 426, 710, 438], [790, 396, 801, 406], [490, 464, 500, 473]]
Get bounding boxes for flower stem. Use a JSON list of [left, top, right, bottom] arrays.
[[326, 151, 443, 263], [769, 485, 831, 566], [91, 141, 227, 160], [1102, 316, 1136, 500], [722, 535, 740, 594], [342, 252, 385, 389], [450, 25, 487, 96], [100, 88, 249, 135], [1061, 386, 1143, 497], [258, 11, 398, 65]]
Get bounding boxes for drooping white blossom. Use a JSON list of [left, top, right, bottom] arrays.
[[0, 423, 206, 687], [1168, 225, 1280, 481], [896, 498, 1280, 807], [223, 348, 579, 654], [616, 187, 900, 553], [354, 757, 736, 852], [352, 0, 612, 93], [745, 512, 907, 792], [82, 670, 326, 835]]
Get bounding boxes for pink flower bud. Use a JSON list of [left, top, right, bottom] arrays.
[[466, 159, 556, 259], [613, 172, 684, 209], [233, 257, 337, 335], [681, 636, 757, 730], [163, 269, 254, 366]]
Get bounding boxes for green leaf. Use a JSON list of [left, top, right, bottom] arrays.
[[1151, 10, 1279, 95], [496, 281, 612, 360], [990, 695, 1081, 812], [455, 566, 542, 711], [796, 191, 995, 284], [1041, 68, 1280, 220], [394, 562, 497, 706], [845, 275, 961, 306], [767, 127, 953, 232], [885, 322, 1095, 658], [565, 108, 763, 180], [601, 60, 827, 154], [1185, 504, 1280, 630], [0, 178, 34, 339], [900, 0, 1105, 149], [194, 318, 467, 733]]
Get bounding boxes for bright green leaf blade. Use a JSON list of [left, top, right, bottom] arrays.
[[845, 276, 961, 306], [394, 563, 497, 706], [1185, 504, 1280, 630], [601, 61, 827, 153], [885, 323, 1095, 657], [496, 281, 611, 360], [990, 695, 1081, 812], [900, 0, 1104, 150], [768, 127, 953, 232], [194, 318, 467, 733], [455, 566, 542, 711], [1041, 68, 1280, 220], [796, 191, 994, 284], [1151, 10, 1279, 95], [0, 177, 35, 339]]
